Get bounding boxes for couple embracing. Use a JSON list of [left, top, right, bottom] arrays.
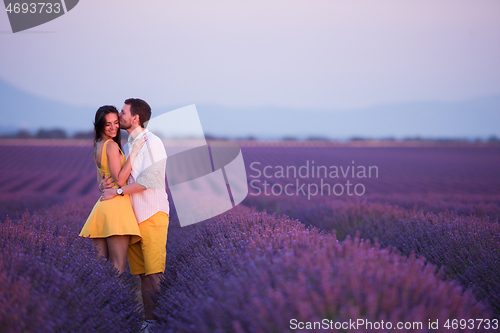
[[79, 98, 168, 330]]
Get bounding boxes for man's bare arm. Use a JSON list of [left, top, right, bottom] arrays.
[[122, 182, 147, 195], [96, 169, 102, 190], [101, 182, 146, 201]]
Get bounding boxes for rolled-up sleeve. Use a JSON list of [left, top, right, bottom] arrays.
[[136, 158, 166, 189], [135, 137, 167, 190]]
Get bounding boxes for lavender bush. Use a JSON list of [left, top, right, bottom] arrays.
[[0, 212, 143, 332], [244, 194, 500, 316], [152, 209, 493, 332], [1, 142, 499, 330]]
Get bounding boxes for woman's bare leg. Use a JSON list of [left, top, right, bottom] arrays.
[[107, 235, 130, 274], [93, 238, 109, 259]]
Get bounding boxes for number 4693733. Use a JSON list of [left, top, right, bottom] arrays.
[[5, 3, 61, 14], [444, 319, 498, 330]]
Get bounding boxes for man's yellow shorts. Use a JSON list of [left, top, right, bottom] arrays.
[[128, 212, 169, 276]]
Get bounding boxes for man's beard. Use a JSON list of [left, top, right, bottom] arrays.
[[120, 121, 132, 130]]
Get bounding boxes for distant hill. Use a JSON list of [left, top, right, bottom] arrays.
[[1, 78, 499, 140], [195, 98, 500, 140], [0, 79, 90, 134]]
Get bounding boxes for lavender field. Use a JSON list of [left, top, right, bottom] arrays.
[[1, 139, 499, 332]]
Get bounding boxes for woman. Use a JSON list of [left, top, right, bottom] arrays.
[[79, 105, 146, 274]]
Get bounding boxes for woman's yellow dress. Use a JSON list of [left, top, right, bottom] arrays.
[[79, 139, 141, 245]]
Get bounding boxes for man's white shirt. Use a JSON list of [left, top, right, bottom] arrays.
[[123, 128, 169, 223]]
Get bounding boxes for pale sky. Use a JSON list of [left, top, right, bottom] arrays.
[[0, 0, 499, 111]]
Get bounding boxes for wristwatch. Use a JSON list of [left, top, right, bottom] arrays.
[[116, 187, 124, 196]]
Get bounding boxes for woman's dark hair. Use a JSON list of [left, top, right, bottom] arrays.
[[93, 105, 121, 150]]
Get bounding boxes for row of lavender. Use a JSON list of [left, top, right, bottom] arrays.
[[237, 145, 500, 317], [0, 197, 143, 332], [1, 144, 499, 201], [0, 195, 496, 332], [241, 146, 500, 196], [153, 205, 496, 332], [1, 143, 499, 331], [242, 194, 500, 318], [0, 145, 96, 219], [2, 144, 498, 222], [1, 144, 498, 220]]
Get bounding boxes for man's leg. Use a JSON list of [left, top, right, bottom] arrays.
[[140, 273, 163, 320], [129, 212, 169, 321]]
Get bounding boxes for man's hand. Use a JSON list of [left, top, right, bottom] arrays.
[[99, 174, 115, 192], [101, 188, 117, 201]]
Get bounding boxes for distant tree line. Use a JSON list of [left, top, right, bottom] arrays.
[[1, 128, 499, 142], [346, 135, 500, 143], [0, 129, 94, 139]]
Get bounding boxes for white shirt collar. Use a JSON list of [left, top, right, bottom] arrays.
[[128, 127, 149, 144]]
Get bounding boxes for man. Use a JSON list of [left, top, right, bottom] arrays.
[[101, 98, 169, 330]]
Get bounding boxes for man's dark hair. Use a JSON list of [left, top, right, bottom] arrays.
[[124, 98, 151, 128]]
